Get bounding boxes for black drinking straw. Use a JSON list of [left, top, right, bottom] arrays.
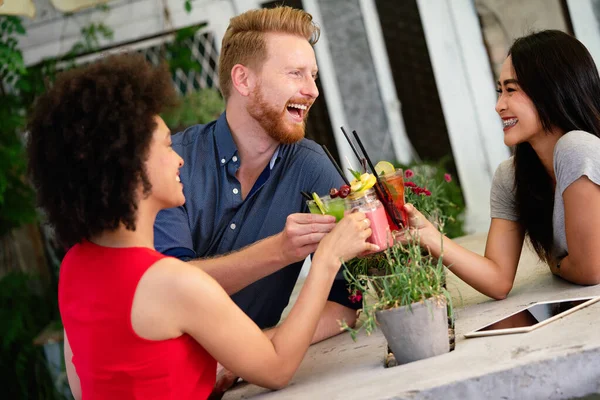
[[351, 130, 380, 184], [351, 130, 405, 228], [321, 145, 351, 186], [300, 191, 312, 201], [340, 126, 362, 163]]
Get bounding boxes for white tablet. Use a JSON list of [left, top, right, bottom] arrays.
[[464, 296, 600, 338]]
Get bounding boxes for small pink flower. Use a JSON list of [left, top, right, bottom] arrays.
[[349, 290, 363, 303], [404, 181, 417, 188], [405, 169, 414, 179], [444, 173, 452, 183]]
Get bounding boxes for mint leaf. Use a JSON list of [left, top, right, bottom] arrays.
[[348, 168, 361, 180]]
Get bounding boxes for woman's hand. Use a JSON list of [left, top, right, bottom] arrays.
[[397, 203, 439, 247], [315, 212, 379, 268]]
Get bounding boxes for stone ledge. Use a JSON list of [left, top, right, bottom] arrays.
[[225, 233, 600, 400]]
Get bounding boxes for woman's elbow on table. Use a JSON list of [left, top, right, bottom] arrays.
[[580, 269, 600, 285], [568, 257, 600, 285], [259, 368, 294, 391], [488, 280, 513, 301]]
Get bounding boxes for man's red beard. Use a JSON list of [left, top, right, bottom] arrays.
[[247, 86, 309, 145]]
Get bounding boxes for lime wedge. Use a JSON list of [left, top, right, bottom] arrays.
[[312, 192, 326, 215], [375, 161, 395, 176]]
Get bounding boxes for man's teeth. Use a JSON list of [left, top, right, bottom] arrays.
[[503, 118, 518, 128], [176, 175, 181, 182], [288, 103, 308, 110]]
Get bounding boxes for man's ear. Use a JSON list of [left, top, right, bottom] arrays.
[[231, 64, 255, 97]]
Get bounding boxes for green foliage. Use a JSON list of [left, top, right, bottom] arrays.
[[0, 10, 115, 237], [184, 0, 193, 13], [0, 272, 64, 399], [0, 17, 27, 85], [162, 88, 225, 132], [341, 234, 452, 340], [0, 10, 115, 399], [0, 16, 37, 236], [68, 22, 114, 57], [339, 157, 463, 340], [159, 22, 225, 131], [399, 158, 466, 239], [163, 24, 206, 75]]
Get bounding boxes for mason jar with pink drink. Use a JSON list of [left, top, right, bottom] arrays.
[[346, 187, 392, 253]]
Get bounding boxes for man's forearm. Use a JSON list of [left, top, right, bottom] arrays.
[[188, 234, 287, 294], [311, 301, 357, 343], [268, 301, 356, 344]]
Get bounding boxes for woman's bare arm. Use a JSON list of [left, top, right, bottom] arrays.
[[405, 204, 525, 299]]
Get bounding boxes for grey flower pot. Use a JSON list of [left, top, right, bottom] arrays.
[[376, 297, 449, 365]]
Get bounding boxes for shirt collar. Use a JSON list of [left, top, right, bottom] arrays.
[[269, 147, 280, 170], [215, 111, 281, 170]]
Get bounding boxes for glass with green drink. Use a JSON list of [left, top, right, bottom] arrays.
[[306, 193, 346, 222]]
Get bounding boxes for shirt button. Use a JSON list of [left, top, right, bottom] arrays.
[[232, 156, 238, 162], [230, 223, 236, 230], [233, 188, 239, 194], [221, 158, 226, 164]]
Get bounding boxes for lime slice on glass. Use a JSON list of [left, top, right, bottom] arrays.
[[311, 192, 326, 215], [375, 161, 395, 176]]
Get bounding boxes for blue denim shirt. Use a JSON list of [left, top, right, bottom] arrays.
[[154, 112, 356, 328]]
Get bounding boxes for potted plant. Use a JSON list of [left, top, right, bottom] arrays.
[[340, 162, 463, 365], [342, 233, 452, 365]]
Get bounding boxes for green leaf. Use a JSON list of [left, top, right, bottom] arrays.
[[348, 168, 361, 180], [185, 0, 193, 13], [15, 23, 25, 35]]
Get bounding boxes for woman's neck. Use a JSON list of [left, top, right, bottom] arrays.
[[528, 130, 563, 183], [90, 202, 157, 249]]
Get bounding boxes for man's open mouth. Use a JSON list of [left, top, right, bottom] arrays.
[[287, 103, 308, 120]]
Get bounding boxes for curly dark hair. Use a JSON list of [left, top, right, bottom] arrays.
[[27, 53, 178, 247]]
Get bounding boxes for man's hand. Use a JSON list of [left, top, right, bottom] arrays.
[[277, 213, 336, 265]]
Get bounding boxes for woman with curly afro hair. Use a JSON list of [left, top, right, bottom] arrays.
[[27, 53, 376, 399]]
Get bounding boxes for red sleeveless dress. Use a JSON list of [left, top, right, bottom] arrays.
[[59, 241, 216, 399]]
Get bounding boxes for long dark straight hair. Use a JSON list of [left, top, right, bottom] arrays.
[[510, 30, 600, 262]]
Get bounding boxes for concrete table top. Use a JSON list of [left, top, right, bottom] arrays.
[[224, 233, 600, 400]]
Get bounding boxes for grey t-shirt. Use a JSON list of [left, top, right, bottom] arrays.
[[490, 130, 600, 259]]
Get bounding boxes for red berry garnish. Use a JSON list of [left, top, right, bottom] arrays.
[[338, 186, 351, 198], [329, 188, 339, 198]]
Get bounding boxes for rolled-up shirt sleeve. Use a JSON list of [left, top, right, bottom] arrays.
[[154, 205, 196, 260]]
